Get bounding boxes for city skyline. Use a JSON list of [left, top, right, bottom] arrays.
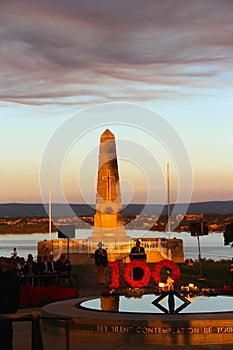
[[1, 1, 233, 205]]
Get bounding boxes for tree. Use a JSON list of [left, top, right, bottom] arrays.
[[224, 221, 233, 247]]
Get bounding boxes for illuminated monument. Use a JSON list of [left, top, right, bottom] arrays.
[[39, 128, 184, 262], [89, 129, 130, 246]]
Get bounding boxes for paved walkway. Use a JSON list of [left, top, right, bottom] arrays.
[[78, 264, 111, 297], [13, 265, 233, 350]]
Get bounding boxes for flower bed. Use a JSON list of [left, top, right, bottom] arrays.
[[201, 288, 218, 297], [102, 288, 119, 297], [219, 285, 233, 295], [180, 284, 200, 298], [124, 287, 145, 299], [179, 285, 233, 298], [19, 285, 77, 307]]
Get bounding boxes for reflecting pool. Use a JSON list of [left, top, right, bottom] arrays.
[[80, 295, 233, 314]]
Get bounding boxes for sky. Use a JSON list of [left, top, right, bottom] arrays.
[[1, 0, 233, 207]]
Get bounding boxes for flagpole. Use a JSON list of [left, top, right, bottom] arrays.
[[167, 163, 171, 240], [48, 164, 52, 241]]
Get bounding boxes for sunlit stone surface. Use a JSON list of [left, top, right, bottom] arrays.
[[89, 129, 130, 247]]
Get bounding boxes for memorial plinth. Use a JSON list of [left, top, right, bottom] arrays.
[[42, 297, 233, 345]]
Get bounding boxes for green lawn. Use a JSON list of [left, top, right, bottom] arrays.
[[178, 260, 232, 289]]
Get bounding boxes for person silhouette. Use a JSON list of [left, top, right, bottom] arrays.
[[0, 259, 20, 350], [130, 239, 145, 256], [130, 239, 146, 280], [12, 248, 17, 260], [94, 242, 108, 285]]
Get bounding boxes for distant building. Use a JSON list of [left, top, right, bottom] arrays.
[[184, 214, 203, 221]]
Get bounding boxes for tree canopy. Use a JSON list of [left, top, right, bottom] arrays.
[[224, 221, 233, 247]]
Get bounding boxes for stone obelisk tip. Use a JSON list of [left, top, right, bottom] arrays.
[[100, 129, 115, 141]]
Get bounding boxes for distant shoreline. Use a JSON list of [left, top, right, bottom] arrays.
[[0, 200, 233, 217], [0, 222, 57, 235]]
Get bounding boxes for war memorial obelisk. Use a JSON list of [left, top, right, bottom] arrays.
[[88, 129, 130, 248]]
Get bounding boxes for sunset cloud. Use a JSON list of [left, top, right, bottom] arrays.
[[1, 0, 233, 106]]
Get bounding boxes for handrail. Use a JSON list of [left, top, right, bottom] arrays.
[[118, 254, 130, 264], [0, 312, 72, 350], [19, 273, 77, 288], [0, 312, 44, 350], [19, 273, 77, 280], [41, 315, 72, 350], [0, 312, 40, 322]]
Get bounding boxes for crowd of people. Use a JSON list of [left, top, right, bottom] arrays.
[[0, 249, 74, 349], [0, 249, 73, 287]]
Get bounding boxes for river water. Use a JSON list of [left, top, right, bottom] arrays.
[[0, 230, 232, 261]]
